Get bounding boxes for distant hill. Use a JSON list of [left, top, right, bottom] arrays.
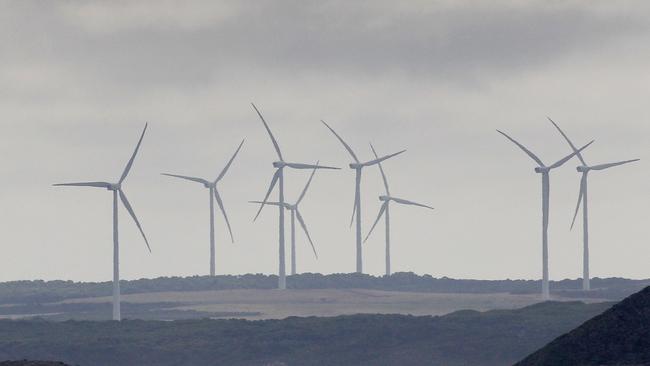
[[0, 362, 70, 366], [516, 286, 650, 366], [1, 273, 647, 304], [0, 301, 611, 366]]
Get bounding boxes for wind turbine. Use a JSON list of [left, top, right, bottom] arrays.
[[54, 123, 150, 321], [161, 139, 245, 277], [251, 165, 319, 275], [364, 144, 434, 276], [549, 118, 639, 291], [497, 128, 593, 300], [321, 121, 405, 273], [252, 104, 339, 289]]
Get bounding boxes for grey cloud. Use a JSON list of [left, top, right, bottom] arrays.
[[1, 1, 647, 93]]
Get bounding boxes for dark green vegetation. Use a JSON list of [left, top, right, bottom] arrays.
[[0, 362, 71, 366], [0, 301, 612, 366], [516, 286, 650, 366], [1, 272, 647, 304]]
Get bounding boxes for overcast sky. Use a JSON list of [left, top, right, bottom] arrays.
[[1, 0, 649, 282]]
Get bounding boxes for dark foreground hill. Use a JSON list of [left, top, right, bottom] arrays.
[[1, 273, 647, 304], [0, 301, 611, 366], [516, 286, 650, 366]]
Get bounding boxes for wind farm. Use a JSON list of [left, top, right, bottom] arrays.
[[3, 2, 650, 365], [321, 120, 406, 274], [252, 104, 339, 289], [497, 129, 594, 299], [250, 164, 320, 275], [549, 118, 640, 291]]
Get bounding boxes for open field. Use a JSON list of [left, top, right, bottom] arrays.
[[1, 274, 637, 320], [42, 288, 609, 320]]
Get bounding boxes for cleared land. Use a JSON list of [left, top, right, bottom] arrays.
[[51, 288, 609, 320]]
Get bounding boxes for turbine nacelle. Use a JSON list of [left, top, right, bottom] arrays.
[[108, 183, 121, 191], [349, 163, 363, 169], [577, 166, 590, 173], [272, 161, 286, 168], [379, 195, 390, 202], [534, 166, 550, 174]]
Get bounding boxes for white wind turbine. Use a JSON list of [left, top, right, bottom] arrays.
[[497, 128, 593, 300], [252, 104, 339, 289], [364, 144, 434, 276], [54, 123, 150, 321], [549, 118, 639, 291], [251, 165, 319, 275], [321, 121, 405, 273], [161, 139, 245, 277]]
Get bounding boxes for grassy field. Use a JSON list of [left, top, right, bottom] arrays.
[[32, 288, 608, 320]]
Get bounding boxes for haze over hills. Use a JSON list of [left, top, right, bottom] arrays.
[[3, 273, 647, 305], [0, 301, 612, 366], [1, 273, 646, 321]]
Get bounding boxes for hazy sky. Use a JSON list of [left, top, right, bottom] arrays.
[[1, 0, 649, 282]]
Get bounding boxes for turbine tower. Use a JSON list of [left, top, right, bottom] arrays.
[[364, 144, 434, 276], [321, 121, 405, 273], [549, 118, 639, 291], [161, 139, 245, 276], [251, 165, 319, 275], [497, 128, 593, 300], [54, 123, 151, 321], [252, 104, 339, 289]]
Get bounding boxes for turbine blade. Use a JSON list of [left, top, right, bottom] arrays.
[[350, 171, 360, 228], [548, 140, 594, 169], [369, 143, 390, 195], [53, 181, 111, 188], [590, 159, 640, 171], [254, 169, 281, 221], [118, 189, 151, 252], [119, 123, 148, 183], [285, 162, 339, 170], [391, 197, 435, 210], [214, 189, 234, 243], [321, 120, 359, 163], [251, 103, 283, 161], [496, 129, 545, 167], [249, 200, 284, 207], [548, 117, 587, 166], [215, 139, 245, 183], [364, 202, 387, 243], [362, 150, 406, 167], [570, 173, 586, 230], [161, 173, 209, 185], [295, 209, 318, 259], [296, 162, 318, 205]]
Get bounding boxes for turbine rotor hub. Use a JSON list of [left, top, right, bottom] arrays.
[[349, 163, 362, 169], [379, 195, 390, 201], [108, 183, 121, 191], [273, 161, 286, 168], [577, 166, 590, 172]]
